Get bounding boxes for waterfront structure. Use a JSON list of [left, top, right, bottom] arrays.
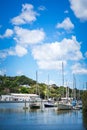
[[1, 95, 13, 101], [1, 93, 39, 102]]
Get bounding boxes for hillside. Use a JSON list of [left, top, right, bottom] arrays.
[[0, 75, 83, 100]]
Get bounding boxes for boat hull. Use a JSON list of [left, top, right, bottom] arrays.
[[30, 103, 40, 109], [58, 103, 73, 110], [44, 102, 57, 108], [44, 103, 55, 107]]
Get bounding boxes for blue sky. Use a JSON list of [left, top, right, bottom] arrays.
[[0, 0, 87, 89]]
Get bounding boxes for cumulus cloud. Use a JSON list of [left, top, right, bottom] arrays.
[[0, 3, 46, 59], [11, 3, 39, 25], [0, 45, 28, 58], [14, 26, 45, 46], [37, 60, 67, 70], [0, 29, 13, 38], [0, 26, 45, 58], [71, 63, 87, 74], [15, 45, 28, 57], [32, 36, 83, 70], [69, 0, 87, 21], [56, 17, 74, 31]]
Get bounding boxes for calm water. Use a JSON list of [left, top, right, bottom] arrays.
[[0, 103, 86, 130]]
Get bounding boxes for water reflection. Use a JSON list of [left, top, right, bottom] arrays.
[[56, 110, 72, 115], [0, 103, 86, 130]]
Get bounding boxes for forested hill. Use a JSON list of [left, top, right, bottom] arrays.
[[0, 75, 36, 95], [0, 75, 36, 86], [0, 75, 83, 100]]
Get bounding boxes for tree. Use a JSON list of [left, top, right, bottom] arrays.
[[82, 91, 87, 113]]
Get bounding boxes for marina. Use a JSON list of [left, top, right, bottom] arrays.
[[0, 102, 86, 130], [0, 0, 87, 130]]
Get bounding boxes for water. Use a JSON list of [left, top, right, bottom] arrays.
[[0, 102, 86, 130]]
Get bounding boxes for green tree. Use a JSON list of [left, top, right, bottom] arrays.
[[82, 91, 87, 113]]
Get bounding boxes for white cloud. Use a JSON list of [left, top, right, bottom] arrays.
[[38, 6, 46, 11], [56, 17, 74, 31], [32, 36, 83, 69], [0, 29, 13, 38], [11, 3, 39, 25], [0, 45, 28, 58], [71, 63, 87, 74], [8, 45, 28, 57], [15, 45, 28, 57], [14, 26, 45, 46], [69, 0, 87, 21], [0, 26, 45, 58], [37, 60, 67, 70]]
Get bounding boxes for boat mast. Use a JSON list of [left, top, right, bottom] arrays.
[[73, 74, 76, 100], [86, 82, 87, 90], [66, 80, 68, 99], [47, 74, 49, 99], [62, 62, 64, 97], [36, 71, 38, 95]]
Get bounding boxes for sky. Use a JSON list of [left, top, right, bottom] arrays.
[[0, 0, 87, 90]]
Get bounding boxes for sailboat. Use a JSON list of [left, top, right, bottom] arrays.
[[58, 86, 73, 110], [72, 75, 82, 110], [58, 62, 73, 110], [44, 75, 57, 108], [30, 71, 41, 109]]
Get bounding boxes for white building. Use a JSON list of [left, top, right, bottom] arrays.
[[1, 93, 40, 101], [19, 84, 31, 88], [1, 95, 13, 101]]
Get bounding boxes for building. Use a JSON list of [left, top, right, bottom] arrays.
[[19, 84, 31, 88], [1, 95, 13, 101], [1, 93, 40, 101]]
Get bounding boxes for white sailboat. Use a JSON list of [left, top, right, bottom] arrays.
[[58, 62, 73, 110], [30, 71, 41, 109], [58, 87, 73, 110], [72, 75, 82, 110], [44, 75, 57, 108]]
